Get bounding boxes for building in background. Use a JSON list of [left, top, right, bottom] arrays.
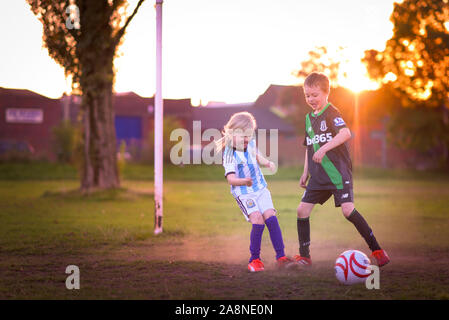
[[191, 102, 299, 165], [0, 87, 61, 159], [0, 85, 432, 168]]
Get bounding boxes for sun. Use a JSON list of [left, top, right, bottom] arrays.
[[321, 47, 380, 94], [338, 56, 380, 94]]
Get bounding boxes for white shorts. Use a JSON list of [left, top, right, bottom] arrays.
[[234, 187, 276, 222]]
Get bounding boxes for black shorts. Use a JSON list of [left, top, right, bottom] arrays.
[[301, 184, 353, 207]]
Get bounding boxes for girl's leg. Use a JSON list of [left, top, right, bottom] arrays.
[[262, 209, 285, 260], [297, 202, 315, 258], [248, 212, 265, 262]]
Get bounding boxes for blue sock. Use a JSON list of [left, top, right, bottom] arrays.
[[249, 224, 265, 262], [265, 216, 285, 260]]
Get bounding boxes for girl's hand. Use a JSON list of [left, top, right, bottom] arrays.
[[299, 173, 309, 189], [243, 177, 252, 186], [266, 161, 276, 173]]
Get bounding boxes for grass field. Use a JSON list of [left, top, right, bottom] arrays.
[[0, 163, 448, 299]]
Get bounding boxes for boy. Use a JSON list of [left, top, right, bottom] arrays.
[[294, 72, 390, 267]]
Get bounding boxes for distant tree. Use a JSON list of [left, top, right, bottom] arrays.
[[276, 86, 307, 135], [285, 46, 351, 134], [363, 0, 449, 166], [294, 46, 345, 87], [51, 120, 79, 163], [145, 116, 186, 164], [27, 0, 145, 191]]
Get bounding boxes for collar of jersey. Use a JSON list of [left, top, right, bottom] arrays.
[[311, 102, 330, 118]]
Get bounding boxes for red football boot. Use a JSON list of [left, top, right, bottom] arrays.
[[276, 256, 295, 269], [293, 255, 312, 267], [371, 249, 390, 267], [248, 258, 265, 272]]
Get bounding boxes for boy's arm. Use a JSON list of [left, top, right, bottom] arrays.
[[303, 148, 308, 174], [312, 128, 351, 163], [300, 149, 309, 188], [226, 173, 252, 186]]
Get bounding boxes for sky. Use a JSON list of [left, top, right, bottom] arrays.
[[0, 0, 399, 104]]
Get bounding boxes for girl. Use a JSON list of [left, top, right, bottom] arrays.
[[216, 111, 293, 272]]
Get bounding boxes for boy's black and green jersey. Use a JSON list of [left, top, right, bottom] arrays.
[[303, 103, 352, 190]]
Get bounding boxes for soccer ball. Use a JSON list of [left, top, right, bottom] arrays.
[[334, 250, 371, 285]]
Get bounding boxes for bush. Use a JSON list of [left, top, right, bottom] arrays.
[[143, 116, 186, 164], [51, 120, 80, 163]]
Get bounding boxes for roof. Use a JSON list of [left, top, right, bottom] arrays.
[[64, 91, 193, 117], [191, 104, 296, 134], [114, 93, 192, 115], [0, 87, 58, 101], [254, 84, 301, 108]]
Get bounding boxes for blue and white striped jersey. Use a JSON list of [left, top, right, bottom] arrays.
[[222, 139, 268, 197]]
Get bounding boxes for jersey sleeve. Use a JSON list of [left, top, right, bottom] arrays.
[[222, 146, 236, 178], [328, 107, 347, 133]]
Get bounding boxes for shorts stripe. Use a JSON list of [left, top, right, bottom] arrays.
[[235, 196, 249, 220]]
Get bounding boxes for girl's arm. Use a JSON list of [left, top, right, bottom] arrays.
[[226, 173, 252, 186], [256, 153, 276, 172]]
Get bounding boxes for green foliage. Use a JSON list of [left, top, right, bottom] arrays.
[[51, 120, 79, 163], [363, 0, 449, 106], [386, 105, 448, 153], [363, 0, 449, 165], [117, 140, 127, 178], [27, 0, 146, 189], [294, 46, 344, 86], [26, 0, 145, 93]]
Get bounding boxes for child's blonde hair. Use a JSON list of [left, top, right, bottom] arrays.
[[215, 111, 257, 152]]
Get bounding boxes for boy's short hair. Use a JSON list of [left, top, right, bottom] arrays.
[[304, 72, 330, 94]]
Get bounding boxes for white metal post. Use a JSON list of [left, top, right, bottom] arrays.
[[154, 0, 163, 234]]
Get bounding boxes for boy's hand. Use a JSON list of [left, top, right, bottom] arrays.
[[299, 173, 309, 188], [312, 147, 326, 163], [243, 177, 252, 186]]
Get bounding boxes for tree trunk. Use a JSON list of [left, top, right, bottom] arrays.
[[79, 55, 119, 192], [443, 104, 449, 169]]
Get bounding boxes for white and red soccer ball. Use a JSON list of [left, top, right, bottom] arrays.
[[334, 250, 371, 285]]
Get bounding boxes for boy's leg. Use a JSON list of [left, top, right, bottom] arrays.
[[262, 209, 286, 260], [296, 201, 315, 258], [340, 202, 381, 252], [334, 186, 390, 267], [298, 189, 332, 259]]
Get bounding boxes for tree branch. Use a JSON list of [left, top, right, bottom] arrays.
[[112, 0, 146, 47]]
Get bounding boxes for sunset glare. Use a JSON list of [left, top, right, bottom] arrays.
[[0, 0, 398, 102]]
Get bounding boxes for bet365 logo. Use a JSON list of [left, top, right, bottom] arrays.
[[306, 133, 333, 146]]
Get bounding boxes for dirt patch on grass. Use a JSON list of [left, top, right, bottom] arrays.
[[1, 236, 448, 299]]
